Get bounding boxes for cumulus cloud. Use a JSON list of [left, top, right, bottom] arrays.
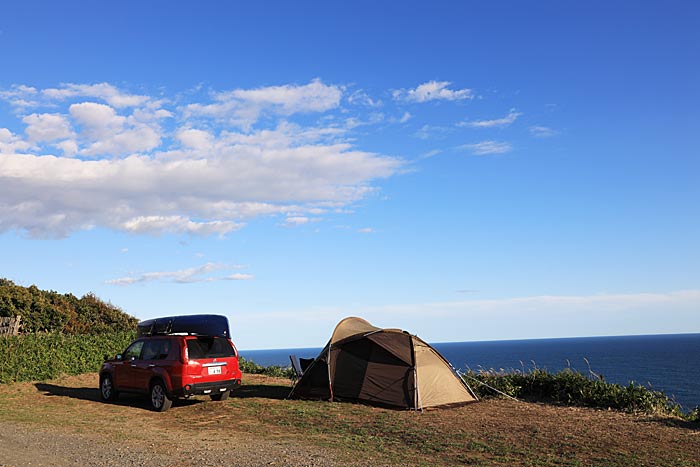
[[42, 83, 150, 108], [185, 78, 342, 129], [106, 262, 253, 285], [0, 128, 33, 153], [0, 81, 403, 238], [460, 140, 512, 155], [460, 109, 522, 128], [23, 113, 74, 142], [69, 102, 163, 156], [393, 81, 473, 103]]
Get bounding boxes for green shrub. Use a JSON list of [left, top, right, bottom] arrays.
[[238, 356, 296, 379], [0, 278, 138, 334], [462, 368, 690, 419], [0, 331, 135, 383]]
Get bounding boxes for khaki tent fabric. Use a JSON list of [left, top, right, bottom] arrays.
[[289, 317, 477, 409], [414, 339, 475, 407]]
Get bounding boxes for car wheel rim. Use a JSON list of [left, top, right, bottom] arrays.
[[102, 378, 112, 398], [152, 385, 164, 408]]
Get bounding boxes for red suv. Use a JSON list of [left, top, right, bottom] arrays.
[[99, 315, 242, 411]]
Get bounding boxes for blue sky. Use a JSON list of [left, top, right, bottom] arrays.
[[1, 1, 698, 349]]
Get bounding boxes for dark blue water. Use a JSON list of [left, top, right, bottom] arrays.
[[240, 333, 700, 409]]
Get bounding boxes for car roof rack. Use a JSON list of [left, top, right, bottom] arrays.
[[137, 314, 230, 338]]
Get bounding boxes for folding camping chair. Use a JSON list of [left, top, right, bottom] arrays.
[[289, 354, 303, 384]]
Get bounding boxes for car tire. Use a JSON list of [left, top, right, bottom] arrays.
[[100, 374, 118, 402], [210, 391, 230, 401], [150, 381, 173, 412]]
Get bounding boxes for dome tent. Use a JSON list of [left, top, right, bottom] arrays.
[[289, 317, 477, 409]]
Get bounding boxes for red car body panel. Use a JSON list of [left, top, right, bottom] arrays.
[[100, 334, 242, 402]]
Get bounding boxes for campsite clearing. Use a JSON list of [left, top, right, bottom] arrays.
[[0, 373, 698, 467]]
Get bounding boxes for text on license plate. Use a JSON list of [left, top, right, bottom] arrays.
[[208, 366, 222, 375]]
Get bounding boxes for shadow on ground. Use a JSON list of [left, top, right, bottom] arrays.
[[644, 416, 700, 431], [232, 384, 290, 400], [33, 383, 201, 411]]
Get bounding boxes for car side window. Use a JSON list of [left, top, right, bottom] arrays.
[[141, 339, 172, 361], [124, 341, 144, 361], [141, 340, 160, 361], [158, 340, 171, 360]]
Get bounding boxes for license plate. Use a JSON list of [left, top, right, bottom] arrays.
[[208, 366, 222, 375]]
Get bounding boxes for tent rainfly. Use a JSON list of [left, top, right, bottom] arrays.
[[289, 317, 478, 409]]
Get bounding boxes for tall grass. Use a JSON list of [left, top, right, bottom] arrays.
[[462, 367, 699, 421], [0, 331, 135, 383]]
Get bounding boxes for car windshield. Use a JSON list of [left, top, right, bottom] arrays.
[[186, 336, 235, 359]]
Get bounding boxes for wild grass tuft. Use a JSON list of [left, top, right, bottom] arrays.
[[462, 367, 697, 420]]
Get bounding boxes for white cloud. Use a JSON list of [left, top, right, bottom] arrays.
[[69, 102, 163, 156], [0, 85, 40, 108], [224, 273, 254, 281], [394, 81, 473, 103], [414, 124, 450, 140], [282, 216, 323, 227], [420, 149, 442, 159], [177, 128, 214, 150], [347, 89, 382, 107], [0, 128, 33, 153], [284, 216, 310, 226], [460, 109, 522, 128], [460, 140, 512, 155], [530, 125, 558, 138], [42, 83, 149, 108], [186, 79, 342, 129], [106, 262, 253, 285], [121, 216, 242, 236], [0, 81, 403, 238], [53, 139, 78, 157], [22, 113, 74, 142], [358, 227, 374, 233]]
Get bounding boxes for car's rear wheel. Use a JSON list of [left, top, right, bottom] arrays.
[[150, 381, 173, 412], [210, 391, 230, 401], [100, 374, 118, 401]]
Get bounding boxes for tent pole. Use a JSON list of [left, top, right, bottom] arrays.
[[327, 344, 334, 402], [409, 335, 422, 412]]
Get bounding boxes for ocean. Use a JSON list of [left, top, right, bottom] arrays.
[[239, 333, 700, 409]]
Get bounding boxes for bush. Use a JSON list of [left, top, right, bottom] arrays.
[[0, 331, 135, 383], [462, 368, 688, 419], [0, 278, 138, 334], [239, 356, 296, 379]]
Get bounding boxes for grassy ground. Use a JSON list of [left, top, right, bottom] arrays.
[[0, 372, 698, 467]]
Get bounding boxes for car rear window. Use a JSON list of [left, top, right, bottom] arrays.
[[186, 337, 235, 359]]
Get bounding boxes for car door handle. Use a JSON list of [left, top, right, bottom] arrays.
[[148, 364, 156, 368]]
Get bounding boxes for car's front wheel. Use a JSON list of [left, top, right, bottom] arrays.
[[150, 381, 173, 412], [100, 374, 118, 402]]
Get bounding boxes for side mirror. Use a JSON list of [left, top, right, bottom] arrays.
[[115, 354, 123, 361]]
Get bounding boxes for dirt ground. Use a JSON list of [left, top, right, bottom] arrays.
[[0, 373, 698, 467]]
